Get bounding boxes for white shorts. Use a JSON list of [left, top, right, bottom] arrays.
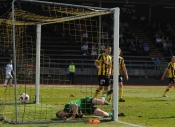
[[6, 74, 13, 79]]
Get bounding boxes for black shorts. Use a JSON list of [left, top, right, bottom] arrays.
[[109, 76, 113, 84], [169, 78, 175, 84], [98, 75, 110, 86], [119, 75, 123, 82], [109, 75, 123, 84]]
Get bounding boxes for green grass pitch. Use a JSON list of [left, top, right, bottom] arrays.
[[0, 85, 175, 127]]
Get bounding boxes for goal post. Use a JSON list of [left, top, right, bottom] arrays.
[[113, 8, 120, 122], [0, 0, 120, 124]]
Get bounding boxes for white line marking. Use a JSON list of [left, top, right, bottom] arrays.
[[118, 120, 146, 127]]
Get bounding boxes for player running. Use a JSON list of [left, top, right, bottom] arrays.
[[161, 56, 175, 97]]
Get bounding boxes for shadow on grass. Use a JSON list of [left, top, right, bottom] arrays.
[[143, 98, 174, 102], [148, 116, 175, 119], [143, 100, 168, 102]]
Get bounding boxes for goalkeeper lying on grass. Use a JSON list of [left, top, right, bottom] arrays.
[[56, 89, 125, 119]]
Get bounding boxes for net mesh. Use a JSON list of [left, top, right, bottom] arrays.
[[0, 0, 114, 124]]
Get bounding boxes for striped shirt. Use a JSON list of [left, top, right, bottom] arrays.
[[118, 56, 125, 75], [95, 53, 112, 76], [166, 62, 175, 78], [111, 56, 126, 76]]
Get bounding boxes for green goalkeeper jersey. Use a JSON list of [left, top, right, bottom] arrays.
[[64, 96, 97, 114]]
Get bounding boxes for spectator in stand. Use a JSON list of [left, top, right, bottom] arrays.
[[134, 39, 139, 49], [143, 43, 150, 56], [154, 58, 161, 70], [137, 41, 144, 56], [81, 42, 88, 55], [155, 36, 162, 48], [100, 43, 105, 53], [142, 40, 147, 48], [91, 44, 97, 59], [162, 40, 167, 53], [157, 29, 163, 38], [102, 32, 109, 44], [155, 31, 160, 39], [82, 31, 88, 42], [129, 39, 135, 52]]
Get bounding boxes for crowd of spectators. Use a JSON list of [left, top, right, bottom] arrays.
[[151, 20, 175, 56], [128, 39, 150, 56], [41, 15, 175, 59]]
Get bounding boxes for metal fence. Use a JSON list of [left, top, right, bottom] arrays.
[[0, 60, 168, 84]]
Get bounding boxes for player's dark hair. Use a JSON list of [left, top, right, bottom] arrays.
[[105, 45, 111, 49]]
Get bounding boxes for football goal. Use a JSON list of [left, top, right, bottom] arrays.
[[0, 0, 119, 124]]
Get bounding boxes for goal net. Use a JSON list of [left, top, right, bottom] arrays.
[[0, 0, 119, 124]]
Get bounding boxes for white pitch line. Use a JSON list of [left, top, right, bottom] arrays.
[[118, 120, 146, 127]]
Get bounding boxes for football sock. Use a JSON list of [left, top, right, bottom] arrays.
[[9, 79, 12, 86], [93, 88, 102, 98], [108, 112, 113, 117], [119, 87, 123, 99], [102, 89, 107, 94], [109, 93, 113, 101], [4, 80, 8, 86], [164, 86, 170, 95], [103, 89, 113, 99]]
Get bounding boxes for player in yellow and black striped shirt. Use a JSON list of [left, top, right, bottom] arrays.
[[93, 45, 112, 98], [108, 48, 129, 102], [161, 56, 175, 97]]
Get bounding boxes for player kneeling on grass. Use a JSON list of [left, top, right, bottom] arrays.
[[56, 90, 115, 119]]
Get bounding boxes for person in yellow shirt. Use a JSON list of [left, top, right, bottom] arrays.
[[108, 48, 129, 102], [93, 45, 112, 98], [69, 62, 75, 84], [161, 56, 175, 97]]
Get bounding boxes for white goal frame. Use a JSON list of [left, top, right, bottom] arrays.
[[11, 0, 120, 123]]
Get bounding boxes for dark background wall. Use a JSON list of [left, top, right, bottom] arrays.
[[0, 1, 175, 22]]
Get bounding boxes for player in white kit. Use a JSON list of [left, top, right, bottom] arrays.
[[4, 60, 15, 87]]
